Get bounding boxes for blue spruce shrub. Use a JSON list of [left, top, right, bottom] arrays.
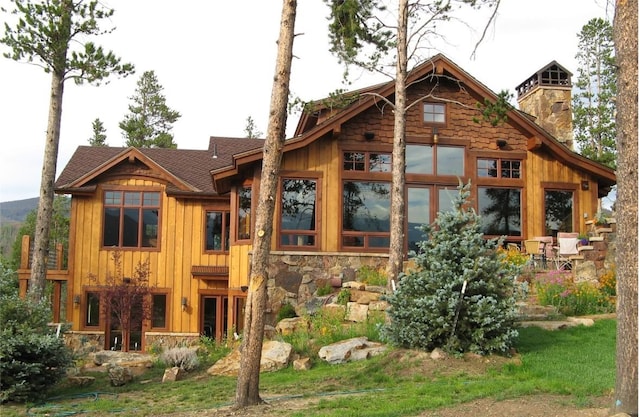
[[384, 181, 520, 355]]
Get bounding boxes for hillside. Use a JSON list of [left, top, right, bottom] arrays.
[[0, 197, 39, 223]]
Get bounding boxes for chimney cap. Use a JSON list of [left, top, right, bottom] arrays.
[[516, 61, 572, 100]]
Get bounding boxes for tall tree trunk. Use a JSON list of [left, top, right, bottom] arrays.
[[387, 0, 409, 287], [613, 0, 638, 415], [235, 0, 296, 408], [29, 71, 65, 303]]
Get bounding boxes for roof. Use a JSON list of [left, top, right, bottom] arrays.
[[213, 53, 615, 194], [55, 137, 264, 196]]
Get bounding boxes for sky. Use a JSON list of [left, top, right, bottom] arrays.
[[0, 0, 613, 203]]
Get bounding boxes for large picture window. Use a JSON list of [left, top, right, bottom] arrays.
[[103, 190, 160, 248], [478, 187, 522, 236], [279, 178, 318, 248], [205, 210, 230, 251], [342, 181, 390, 249], [545, 190, 574, 235]]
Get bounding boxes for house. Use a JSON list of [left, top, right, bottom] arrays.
[[19, 54, 615, 352]]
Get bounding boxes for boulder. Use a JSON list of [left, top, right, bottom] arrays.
[[276, 317, 309, 336], [107, 364, 133, 386], [345, 302, 369, 322], [162, 366, 186, 382], [207, 340, 293, 376], [293, 357, 312, 371], [318, 337, 387, 364]]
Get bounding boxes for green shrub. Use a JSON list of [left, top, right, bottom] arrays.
[[0, 278, 74, 403], [384, 181, 520, 355], [198, 335, 233, 365], [276, 302, 297, 322], [337, 289, 351, 305], [160, 347, 200, 372]]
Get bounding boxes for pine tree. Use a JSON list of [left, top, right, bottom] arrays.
[[120, 70, 181, 148], [384, 181, 520, 355], [573, 17, 617, 169], [88, 118, 108, 146]]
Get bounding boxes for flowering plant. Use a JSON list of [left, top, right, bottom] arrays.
[[594, 211, 609, 226]]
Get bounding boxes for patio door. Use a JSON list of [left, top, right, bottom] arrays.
[[201, 295, 228, 341], [106, 297, 143, 352]]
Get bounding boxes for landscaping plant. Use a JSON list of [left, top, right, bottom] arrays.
[[0, 265, 74, 403], [384, 181, 521, 354]]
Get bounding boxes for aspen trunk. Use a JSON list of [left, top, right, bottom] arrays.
[[235, 0, 297, 408]]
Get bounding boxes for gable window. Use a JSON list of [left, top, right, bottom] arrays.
[[237, 186, 252, 241], [477, 158, 521, 178], [205, 210, 230, 252], [407, 144, 464, 176], [545, 190, 574, 235], [103, 190, 160, 248], [343, 152, 391, 172], [423, 102, 446, 124], [478, 187, 522, 236], [279, 178, 318, 248], [342, 181, 390, 249]]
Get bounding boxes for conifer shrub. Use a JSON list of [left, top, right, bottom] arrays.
[[384, 182, 521, 355], [0, 266, 74, 403]]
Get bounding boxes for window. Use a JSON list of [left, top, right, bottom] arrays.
[[237, 186, 252, 240], [545, 190, 574, 235], [407, 144, 464, 176], [342, 181, 390, 249], [151, 294, 167, 328], [478, 187, 522, 236], [407, 187, 430, 253], [477, 158, 521, 178], [103, 190, 160, 248], [205, 211, 230, 251], [343, 152, 391, 172], [423, 103, 446, 123], [85, 292, 100, 327], [280, 178, 318, 248]]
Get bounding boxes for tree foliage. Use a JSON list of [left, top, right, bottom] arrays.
[[573, 17, 617, 169], [88, 117, 108, 146], [1, 0, 134, 301], [0, 265, 73, 403], [120, 70, 181, 148], [384, 181, 520, 354], [243, 116, 263, 138]]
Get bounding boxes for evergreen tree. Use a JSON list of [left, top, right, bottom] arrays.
[[1, 0, 134, 301], [88, 118, 108, 146], [384, 181, 520, 355], [120, 70, 181, 148], [243, 116, 263, 138], [573, 17, 617, 169]]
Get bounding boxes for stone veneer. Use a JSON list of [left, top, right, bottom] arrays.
[[265, 251, 389, 325]]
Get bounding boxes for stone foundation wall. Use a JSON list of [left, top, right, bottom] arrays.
[[265, 251, 389, 325], [63, 331, 200, 355]]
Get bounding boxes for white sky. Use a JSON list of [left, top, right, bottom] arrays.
[[0, 0, 612, 203]]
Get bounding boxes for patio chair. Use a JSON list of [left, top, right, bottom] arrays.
[[554, 232, 580, 270], [533, 236, 554, 267], [524, 239, 545, 268]]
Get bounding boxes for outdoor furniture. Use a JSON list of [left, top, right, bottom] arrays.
[[554, 232, 580, 270], [524, 239, 545, 268]]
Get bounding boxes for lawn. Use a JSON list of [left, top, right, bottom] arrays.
[[2, 319, 616, 417]]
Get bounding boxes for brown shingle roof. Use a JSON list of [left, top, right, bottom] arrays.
[[55, 137, 264, 196]]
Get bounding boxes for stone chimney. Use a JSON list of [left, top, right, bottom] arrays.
[[516, 61, 573, 149]]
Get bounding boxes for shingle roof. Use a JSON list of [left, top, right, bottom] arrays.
[[55, 137, 264, 196]]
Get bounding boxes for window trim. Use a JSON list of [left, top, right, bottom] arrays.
[[276, 173, 322, 251], [101, 187, 162, 251]]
